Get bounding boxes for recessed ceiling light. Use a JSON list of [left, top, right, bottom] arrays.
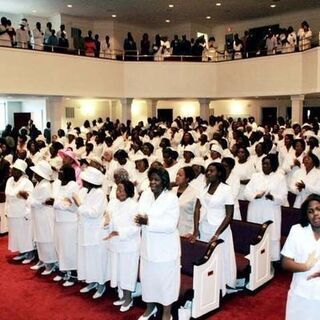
[[206, 16, 211, 20], [270, 4, 276, 8], [216, 2, 222, 6], [32, 10, 37, 13], [112, 14, 117, 18], [166, 19, 170, 23], [169, 4, 174, 8], [67, 4, 72, 8]]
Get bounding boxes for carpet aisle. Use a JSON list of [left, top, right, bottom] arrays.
[[0, 236, 290, 320]]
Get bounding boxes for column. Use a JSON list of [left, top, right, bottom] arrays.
[[146, 99, 158, 118], [198, 98, 211, 121], [291, 95, 304, 124], [45, 97, 65, 135], [119, 98, 133, 124]]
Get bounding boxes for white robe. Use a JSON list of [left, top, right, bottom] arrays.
[[233, 158, 255, 200], [5, 176, 34, 253], [107, 198, 140, 291], [281, 224, 320, 320], [29, 179, 57, 263], [52, 180, 79, 271], [172, 185, 198, 235], [290, 167, 320, 209], [138, 189, 180, 305], [226, 171, 241, 220], [244, 171, 287, 261], [77, 187, 109, 284]]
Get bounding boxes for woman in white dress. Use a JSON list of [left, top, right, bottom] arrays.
[[74, 167, 109, 299], [244, 154, 288, 261], [28, 160, 58, 275], [222, 157, 242, 220], [48, 165, 79, 286], [134, 152, 150, 195], [233, 147, 255, 200], [135, 167, 180, 320], [105, 180, 140, 312], [191, 162, 237, 296], [172, 166, 198, 236], [162, 147, 181, 185], [5, 159, 35, 263], [282, 194, 320, 320], [290, 152, 320, 209], [190, 157, 206, 192], [297, 20, 312, 51]]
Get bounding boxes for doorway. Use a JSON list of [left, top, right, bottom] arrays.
[[303, 107, 320, 123], [14, 112, 31, 130], [261, 107, 277, 126], [157, 109, 173, 123]]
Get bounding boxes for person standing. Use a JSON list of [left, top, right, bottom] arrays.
[[16, 20, 30, 49], [135, 167, 180, 320], [105, 180, 140, 312], [5, 160, 35, 263], [282, 194, 320, 320], [29, 160, 57, 274], [32, 22, 44, 50], [74, 167, 109, 299]]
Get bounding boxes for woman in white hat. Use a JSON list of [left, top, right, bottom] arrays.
[[134, 152, 150, 196], [73, 166, 109, 299], [48, 165, 79, 286], [5, 159, 35, 263], [104, 180, 140, 312], [28, 160, 58, 274], [190, 157, 206, 192]]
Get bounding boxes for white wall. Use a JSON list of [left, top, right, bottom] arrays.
[[6, 101, 22, 127], [22, 99, 46, 131], [157, 100, 200, 119]]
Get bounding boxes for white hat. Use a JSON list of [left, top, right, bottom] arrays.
[[80, 166, 104, 185], [283, 128, 294, 136], [87, 155, 103, 166], [133, 150, 148, 162], [68, 130, 78, 137], [302, 123, 312, 129], [208, 139, 219, 146], [184, 144, 197, 156], [171, 121, 178, 129], [210, 144, 223, 156], [30, 160, 53, 180], [36, 135, 46, 142], [12, 159, 27, 173], [257, 126, 265, 134], [192, 157, 205, 167]]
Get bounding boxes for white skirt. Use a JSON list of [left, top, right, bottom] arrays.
[[286, 290, 319, 320], [77, 242, 109, 285], [199, 220, 237, 295], [37, 242, 57, 264], [54, 222, 78, 271], [8, 217, 34, 253], [110, 250, 139, 292], [140, 258, 180, 306]]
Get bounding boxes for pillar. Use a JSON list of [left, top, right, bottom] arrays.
[[198, 98, 211, 121], [291, 95, 304, 124], [146, 99, 158, 118], [119, 98, 133, 124], [46, 97, 65, 135]]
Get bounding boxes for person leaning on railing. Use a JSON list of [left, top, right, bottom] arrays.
[[0, 17, 12, 47]]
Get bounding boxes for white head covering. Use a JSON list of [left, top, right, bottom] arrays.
[[30, 160, 53, 180], [133, 150, 148, 162], [210, 144, 223, 156], [184, 144, 197, 156], [12, 159, 27, 173], [80, 166, 104, 185], [87, 155, 103, 166], [192, 157, 205, 167]]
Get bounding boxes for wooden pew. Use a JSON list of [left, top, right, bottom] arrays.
[[231, 220, 274, 291], [180, 237, 224, 318], [280, 206, 301, 247]]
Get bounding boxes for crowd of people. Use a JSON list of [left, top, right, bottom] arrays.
[[0, 113, 320, 319], [0, 15, 316, 61]]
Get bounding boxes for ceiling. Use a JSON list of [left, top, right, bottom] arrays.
[[0, 0, 319, 28]]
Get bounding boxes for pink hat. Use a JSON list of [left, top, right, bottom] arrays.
[[58, 149, 80, 166]]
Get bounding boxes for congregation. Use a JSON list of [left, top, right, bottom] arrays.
[[0, 15, 316, 61], [1, 114, 320, 319]]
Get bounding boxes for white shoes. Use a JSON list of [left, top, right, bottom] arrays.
[[119, 300, 133, 312], [22, 256, 35, 264], [63, 280, 75, 287], [80, 283, 98, 293], [53, 275, 63, 282], [30, 261, 45, 270], [13, 253, 27, 261], [138, 306, 158, 320], [41, 265, 56, 276], [92, 285, 106, 299], [113, 299, 125, 306], [132, 282, 142, 298]]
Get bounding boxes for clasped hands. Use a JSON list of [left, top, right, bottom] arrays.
[[255, 191, 273, 200], [134, 213, 148, 226], [295, 180, 305, 192], [305, 250, 320, 280]]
